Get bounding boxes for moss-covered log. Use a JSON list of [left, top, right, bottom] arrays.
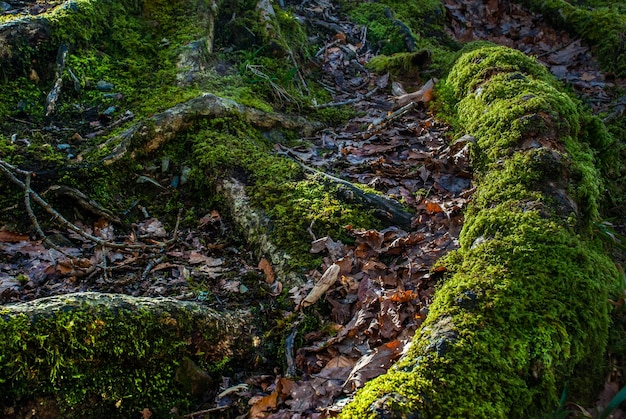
[[0, 292, 254, 417], [341, 45, 621, 418]]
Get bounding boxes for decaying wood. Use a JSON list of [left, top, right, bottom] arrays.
[[45, 44, 68, 117], [0, 292, 255, 409], [278, 146, 415, 229], [300, 263, 340, 308]]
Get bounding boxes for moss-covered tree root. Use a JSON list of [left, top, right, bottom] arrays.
[[0, 292, 254, 417], [99, 92, 323, 165], [341, 45, 621, 418]]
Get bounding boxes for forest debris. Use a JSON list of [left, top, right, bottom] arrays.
[[0, 158, 156, 250], [0, 230, 29, 243], [44, 185, 122, 224], [300, 263, 340, 308], [393, 77, 436, 107], [258, 257, 275, 284], [100, 93, 323, 165], [217, 383, 249, 400], [343, 339, 405, 391]]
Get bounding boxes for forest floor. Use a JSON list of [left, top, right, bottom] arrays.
[[1, 0, 625, 418]]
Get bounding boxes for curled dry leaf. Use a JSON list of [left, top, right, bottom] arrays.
[[394, 78, 437, 107], [300, 264, 341, 308], [343, 339, 404, 391]]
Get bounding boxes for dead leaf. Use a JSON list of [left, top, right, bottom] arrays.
[[188, 251, 208, 264], [301, 264, 341, 308], [199, 210, 221, 228], [270, 280, 282, 296], [579, 72, 596, 82], [425, 201, 443, 213], [258, 258, 275, 284], [249, 386, 279, 418], [0, 230, 29, 243], [137, 218, 167, 237], [343, 340, 404, 391], [334, 32, 346, 43], [316, 355, 356, 381]]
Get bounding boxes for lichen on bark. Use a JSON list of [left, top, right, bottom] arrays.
[[340, 45, 621, 418]]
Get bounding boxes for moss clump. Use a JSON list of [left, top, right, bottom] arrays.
[[347, 0, 459, 77], [341, 45, 621, 418]]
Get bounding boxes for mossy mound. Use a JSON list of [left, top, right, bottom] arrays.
[[340, 45, 621, 418], [0, 293, 254, 417]]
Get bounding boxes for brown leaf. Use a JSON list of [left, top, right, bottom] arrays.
[[188, 251, 208, 264], [258, 258, 275, 284], [389, 289, 419, 303], [0, 230, 29, 243], [199, 210, 221, 228], [249, 388, 278, 418], [334, 32, 346, 43], [278, 377, 297, 398], [343, 340, 404, 391], [425, 201, 443, 213]]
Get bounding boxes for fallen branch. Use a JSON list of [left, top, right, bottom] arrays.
[[0, 292, 255, 416], [314, 86, 380, 108], [98, 93, 324, 165], [44, 185, 123, 224], [341, 45, 620, 418]]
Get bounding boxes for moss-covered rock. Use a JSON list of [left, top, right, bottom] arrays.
[[340, 45, 621, 418], [0, 292, 254, 417]]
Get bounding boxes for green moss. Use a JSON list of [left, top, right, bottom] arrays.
[[0, 295, 248, 417], [191, 116, 380, 269], [341, 44, 621, 419], [367, 50, 432, 79], [349, 3, 409, 55], [347, 0, 458, 78]]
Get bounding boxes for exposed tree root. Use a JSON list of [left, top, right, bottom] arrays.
[[98, 93, 324, 165]]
